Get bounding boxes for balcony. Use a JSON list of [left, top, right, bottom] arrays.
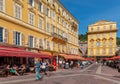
[[52, 33, 68, 44], [14, 0, 23, 6], [72, 22, 78, 29]]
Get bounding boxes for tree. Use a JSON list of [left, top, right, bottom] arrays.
[[78, 34, 87, 42], [117, 37, 120, 46]]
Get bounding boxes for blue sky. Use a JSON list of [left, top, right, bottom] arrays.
[[60, 0, 120, 37]]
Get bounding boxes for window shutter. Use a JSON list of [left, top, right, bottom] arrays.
[[34, 37, 36, 48], [28, 35, 30, 47], [21, 33, 24, 46], [13, 31, 16, 45], [41, 4, 43, 13], [4, 28, 8, 43], [43, 5, 46, 15]]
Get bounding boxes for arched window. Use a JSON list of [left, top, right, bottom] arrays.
[[96, 41, 100, 46]]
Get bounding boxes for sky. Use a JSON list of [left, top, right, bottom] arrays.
[[60, 0, 120, 37]]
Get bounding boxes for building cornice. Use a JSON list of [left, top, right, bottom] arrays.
[[87, 29, 118, 34]]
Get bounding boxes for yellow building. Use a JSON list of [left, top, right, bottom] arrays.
[[0, 0, 79, 64], [87, 20, 118, 60]]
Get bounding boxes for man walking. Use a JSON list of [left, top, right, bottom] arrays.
[[35, 58, 43, 81]]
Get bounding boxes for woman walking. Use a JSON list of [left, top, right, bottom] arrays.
[[35, 58, 43, 81]]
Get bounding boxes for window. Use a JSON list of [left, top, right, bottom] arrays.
[[38, 1, 43, 12], [103, 26, 106, 30], [96, 41, 100, 46], [46, 22, 50, 32], [46, 8, 50, 17], [97, 49, 100, 54], [103, 33, 106, 38], [38, 18, 43, 29], [97, 27, 100, 31], [90, 40, 94, 47], [47, 41, 50, 49], [110, 25, 112, 30], [96, 34, 99, 38], [103, 41, 106, 46], [58, 29, 60, 35], [102, 48, 106, 54], [28, 0, 35, 7], [0, 27, 3, 42], [29, 12, 34, 25], [52, 25, 55, 33], [15, 32, 21, 46], [52, 11, 56, 20], [39, 39, 43, 48], [90, 49, 93, 55], [14, 3, 22, 19], [109, 41, 112, 46], [109, 49, 112, 54], [91, 35, 94, 38], [91, 28, 93, 31], [29, 36, 34, 48], [0, 0, 5, 12], [110, 33, 112, 37]]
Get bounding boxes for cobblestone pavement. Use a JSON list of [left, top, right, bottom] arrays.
[[0, 63, 120, 84]]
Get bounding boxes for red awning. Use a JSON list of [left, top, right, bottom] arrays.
[[59, 54, 85, 60], [0, 46, 43, 58], [39, 51, 53, 58], [111, 56, 120, 60]]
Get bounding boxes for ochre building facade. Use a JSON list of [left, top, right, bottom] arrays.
[[87, 20, 118, 59], [0, 0, 79, 55]]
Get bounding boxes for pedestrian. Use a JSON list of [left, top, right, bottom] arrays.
[[45, 60, 50, 77], [70, 60, 74, 69], [42, 59, 47, 75], [59, 59, 63, 69], [35, 58, 43, 81]]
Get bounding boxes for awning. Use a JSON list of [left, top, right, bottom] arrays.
[[84, 58, 95, 61], [110, 56, 120, 60], [39, 51, 53, 58], [0, 46, 43, 58], [59, 54, 85, 60]]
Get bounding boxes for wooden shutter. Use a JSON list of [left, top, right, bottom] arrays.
[[13, 31, 16, 45], [43, 5, 46, 15], [21, 33, 24, 46], [34, 37, 36, 48], [4, 28, 8, 43], [28, 35, 30, 47]]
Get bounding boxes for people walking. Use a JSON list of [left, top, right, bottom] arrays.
[[70, 60, 74, 69], [42, 60, 47, 75], [35, 58, 43, 81], [59, 59, 63, 69], [45, 60, 50, 76]]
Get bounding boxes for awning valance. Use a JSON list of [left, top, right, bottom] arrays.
[[0, 46, 50, 58]]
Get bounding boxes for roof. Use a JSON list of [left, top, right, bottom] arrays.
[[88, 20, 116, 27]]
